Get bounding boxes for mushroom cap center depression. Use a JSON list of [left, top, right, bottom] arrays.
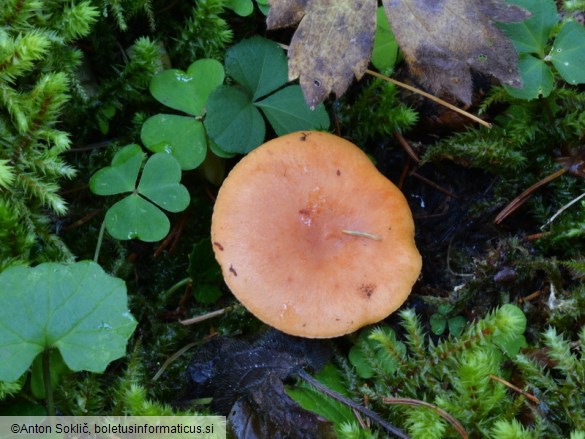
[[211, 131, 421, 338]]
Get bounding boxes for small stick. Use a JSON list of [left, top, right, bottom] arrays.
[[383, 397, 468, 439], [494, 168, 566, 224], [541, 191, 585, 229], [394, 130, 420, 163], [365, 69, 491, 128], [153, 333, 218, 381], [341, 230, 382, 240], [524, 232, 551, 241], [518, 290, 541, 304], [489, 374, 540, 404], [411, 172, 460, 199], [180, 308, 226, 325], [297, 370, 410, 439], [398, 160, 411, 189]]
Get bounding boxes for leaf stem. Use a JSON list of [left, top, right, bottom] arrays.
[[94, 219, 107, 263], [365, 69, 491, 128], [162, 277, 192, 302], [43, 349, 55, 416]]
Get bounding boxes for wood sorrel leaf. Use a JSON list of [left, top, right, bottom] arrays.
[[89, 144, 144, 196], [224, 36, 288, 100], [149, 59, 225, 116], [549, 21, 585, 85], [104, 193, 170, 242], [141, 114, 207, 170], [204, 85, 265, 153], [137, 153, 190, 213], [255, 85, 329, 135]]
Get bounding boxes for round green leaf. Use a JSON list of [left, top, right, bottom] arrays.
[[0, 261, 137, 382], [372, 6, 399, 72], [549, 22, 585, 85], [225, 36, 288, 100], [149, 59, 225, 116], [256, 0, 270, 15], [225, 0, 254, 16], [430, 313, 447, 335], [498, 0, 558, 56], [208, 140, 237, 159], [137, 153, 190, 213], [141, 114, 207, 170], [504, 54, 553, 99], [89, 144, 144, 196], [204, 85, 266, 153], [255, 85, 330, 135], [447, 316, 466, 336], [105, 194, 170, 242]]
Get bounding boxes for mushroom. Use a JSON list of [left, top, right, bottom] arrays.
[[211, 131, 422, 338]]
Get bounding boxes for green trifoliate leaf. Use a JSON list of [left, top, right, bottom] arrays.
[[89, 144, 145, 196], [141, 114, 207, 170], [149, 59, 225, 116]]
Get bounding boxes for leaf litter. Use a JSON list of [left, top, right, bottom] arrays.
[[267, 0, 530, 106]]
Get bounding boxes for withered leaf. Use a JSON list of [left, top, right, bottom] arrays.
[[268, 0, 529, 106], [267, 0, 376, 108], [187, 330, 335, 438], [383, 0, 530, 104]]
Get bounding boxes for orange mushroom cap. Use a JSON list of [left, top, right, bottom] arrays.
[[211, 131, 422, 338]]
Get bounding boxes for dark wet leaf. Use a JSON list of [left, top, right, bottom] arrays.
[[383, 0, 530, 104], [187, 330, 334, 438]]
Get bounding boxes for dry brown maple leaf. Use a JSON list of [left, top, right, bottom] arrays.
[[267, 0, 376, 109], [267, 0, 529, 106], [384, 0, 530, 105]]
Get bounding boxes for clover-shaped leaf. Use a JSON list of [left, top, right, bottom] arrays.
[[225, 35, 288, 100], [549, 21, 585, 85], [499, 0, 558, 57], [141, 115, 206, 171], [143, 59, 225, 170], [225, 0, 255, 16], [0, 261, 137, 382], [205, 36, 330, 154], [90, 146, 190, 242], [150, 59, 225, 116], [204, 86, 266, 153], [104, 194, 171, 241], [89, 144, 144, 195], [504, 54, 554, 99]]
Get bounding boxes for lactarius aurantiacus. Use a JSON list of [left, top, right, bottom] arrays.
[[211, 131, 422, 338]]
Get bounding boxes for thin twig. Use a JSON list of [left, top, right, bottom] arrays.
[[541, 191, 585, 230], [494, 168, 566, 224], [153, 333, 218, 381], [411, 172, 460, 199], [518, 290, 541, 304], [394, 130, 420, 163], [297, 370, 410, 439], [365, 69, 491, 128], [180, 308, 227, 325], [489, 374, 540, 404], [383, 397, 468, 439]]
